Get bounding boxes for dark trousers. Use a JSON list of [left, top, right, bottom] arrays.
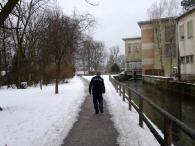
[[92, 94, 103, 113]]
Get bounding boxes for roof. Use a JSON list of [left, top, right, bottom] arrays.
[[177, 6, 195, 20], [122, 37, 141, 41], [137, 17, 176, 27]]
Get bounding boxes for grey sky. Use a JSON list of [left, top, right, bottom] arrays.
[[57, 0, 176, 54]]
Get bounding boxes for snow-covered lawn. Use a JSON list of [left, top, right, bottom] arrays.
[[0, 76, 86, 146], [84, 75, 160, 146]]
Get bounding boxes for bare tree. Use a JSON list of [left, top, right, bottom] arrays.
[[0, 21, 13, 87], [85, 0, 99, 6], [77, 35, 105, 74], [82, 35, 94, 73], [105, 46, 124, 73], [0, 0, 92, 24], [110, 46, 120, 64], [118, 54, 126, 70], [6, 0, 50, 88], [41, 9, 94, 94], [91, 41, 105, 71], [0, 0, 20, 25]]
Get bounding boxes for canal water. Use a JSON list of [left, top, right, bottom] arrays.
[[125, 80, 195, 146]]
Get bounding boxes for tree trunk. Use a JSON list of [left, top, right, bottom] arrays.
[[155, 22, 164, 75], [40, 79, 42, 90], [2, 24, 9, 86], [28, 61, 32, 85], [0, 0, 20, 25], [87, 48, 91, 73], [55, 63, 61, 94], [39, 62, 44, 90], [16, 47, 22, 88]]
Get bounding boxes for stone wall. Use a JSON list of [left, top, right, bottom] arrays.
[[143, 75, 195, 97]]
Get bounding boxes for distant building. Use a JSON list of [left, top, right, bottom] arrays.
[[122, 37, 142, 75], [138, 17, 178, 77], [177, 7, 195, 80]]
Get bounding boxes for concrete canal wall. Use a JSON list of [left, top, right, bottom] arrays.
[[142, 75, 174, 84], [142, 75, 195, 97]]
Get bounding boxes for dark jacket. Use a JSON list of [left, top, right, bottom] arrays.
[[89, 75, 105, 95]]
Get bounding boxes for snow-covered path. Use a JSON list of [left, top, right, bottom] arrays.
[[84, 75, 160, 146], [0, 76, 86, 146], [0, 75, 161, 146]]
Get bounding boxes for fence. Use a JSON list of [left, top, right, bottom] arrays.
[[109, 75, 195, 146]]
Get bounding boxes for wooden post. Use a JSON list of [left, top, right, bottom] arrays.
[[128, 89, 132, 111], [164, 117, 172, 146], [139, 98, 143, 128], [123, 85, 125, 101], [119, 84, 121, 96]]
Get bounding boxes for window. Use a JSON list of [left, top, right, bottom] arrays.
[[187, 20, 193, 38], [135, 45, 138, 52], [181, 56, 185, 64], [186, 56, 190, 64], [128, 44, 131, 53], [129, 43, 140, 52], [165, 43, 176, 58], [189, 55, 193, 63], [136, 44, 141, 52], [165, 25, 176, 42], [181, 55, 193, 64], [186, 55, 194, 64], [179, 24, 184, 40], [132, 44, 136, 52]]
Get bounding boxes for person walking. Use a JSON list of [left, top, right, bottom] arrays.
[[89, 72, 105, 114]]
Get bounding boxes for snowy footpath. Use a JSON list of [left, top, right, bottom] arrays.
[[84, 75, 160, 146], [0, 76, 86, 146]]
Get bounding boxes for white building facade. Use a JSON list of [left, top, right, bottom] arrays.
[[178, 7, 195, 80]]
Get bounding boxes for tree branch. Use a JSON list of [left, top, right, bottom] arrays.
[[85, 0, 99, 6], [0, 0, 20, 25]]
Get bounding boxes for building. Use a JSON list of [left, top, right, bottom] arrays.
[[137, 21, 155, 75], [138, 17, 178, 77], [122, 37, 142, 75], [177, 7, 195, 80]]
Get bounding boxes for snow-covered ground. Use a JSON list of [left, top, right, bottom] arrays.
[[0, 76, 86, 146], [84, 75, 160, 146], [0, 75, 161, 146]]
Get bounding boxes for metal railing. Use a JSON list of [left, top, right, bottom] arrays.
[[109, 75, 195, 146]]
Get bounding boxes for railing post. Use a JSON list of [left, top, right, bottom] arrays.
[[123, 85, 125, 101], [128, 89, 132, 111], [139, 97, 143, 128], [164, 117, 172, 146], [119, 84, 121, 96]]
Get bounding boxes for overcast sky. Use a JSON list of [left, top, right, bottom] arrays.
[[57, 0, 177, 54]]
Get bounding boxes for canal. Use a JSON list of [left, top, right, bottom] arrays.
[[125, 80, 195, 146]]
